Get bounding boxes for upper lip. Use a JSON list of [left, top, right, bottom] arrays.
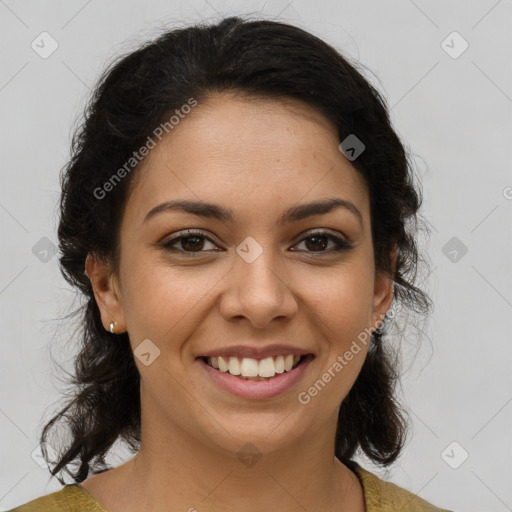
[[197, 344, 314, 360]]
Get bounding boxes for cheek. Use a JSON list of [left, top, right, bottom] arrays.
[[300, 264, 373, 386], [121, 258, 220, 344], [301, 263, 374, 331]]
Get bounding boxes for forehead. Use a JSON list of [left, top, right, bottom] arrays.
[[124, 92, 369, 226]]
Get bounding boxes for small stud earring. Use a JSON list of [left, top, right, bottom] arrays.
[[109, 321, 118, 334]]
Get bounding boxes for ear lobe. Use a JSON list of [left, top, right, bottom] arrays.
[[85, 252, 126, 333], [372, 244, 397, 329]]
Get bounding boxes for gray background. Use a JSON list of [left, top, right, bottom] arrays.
[[1, 1, 511, 510]]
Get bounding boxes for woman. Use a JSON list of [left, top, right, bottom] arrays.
[[9, 15, 454, 512]]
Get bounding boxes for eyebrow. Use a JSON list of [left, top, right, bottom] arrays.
[[143, 197, 363, 227]]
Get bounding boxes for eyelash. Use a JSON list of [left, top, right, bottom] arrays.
[[160, 229, 353, 257]]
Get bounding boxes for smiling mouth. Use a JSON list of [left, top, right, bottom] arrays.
[[199, 354, 310, 381]]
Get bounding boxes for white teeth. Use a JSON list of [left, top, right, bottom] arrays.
[[228, 357, 241, 375], [240, 357, 258, 377], [208, 354, 302, 378], [258, 357, 275, 378], [218, 356, 228, 372], [274, 355, 285, 374]]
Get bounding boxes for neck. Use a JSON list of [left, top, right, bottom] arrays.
[[108, 412, 365, 511]]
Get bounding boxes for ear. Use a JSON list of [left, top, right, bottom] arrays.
[[371, 244, 396, 331], [85, 252, 126, 334]]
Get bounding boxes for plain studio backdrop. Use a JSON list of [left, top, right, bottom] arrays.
[[1, 1, 511, 511]]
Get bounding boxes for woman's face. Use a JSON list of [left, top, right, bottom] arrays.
[[90, 92, 394, 458]]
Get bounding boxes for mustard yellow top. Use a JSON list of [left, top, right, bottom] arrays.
[[7, 462, 454, 511]]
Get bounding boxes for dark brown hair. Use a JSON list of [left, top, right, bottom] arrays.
[[41, 15, 433, 484]]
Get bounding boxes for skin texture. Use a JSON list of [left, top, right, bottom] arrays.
[[84, 92, 396, 512]]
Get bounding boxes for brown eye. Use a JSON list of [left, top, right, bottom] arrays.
[[292, 231, 352, 254], [160, 229, 352, 257], [175, 235, 207, 252], [160, 230, 218, 255]]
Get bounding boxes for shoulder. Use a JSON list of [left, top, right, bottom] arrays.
[[351, 461, 454, 512], [6, 484, 107, 512]]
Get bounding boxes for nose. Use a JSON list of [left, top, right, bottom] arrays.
[[218, 246, 298, 329]]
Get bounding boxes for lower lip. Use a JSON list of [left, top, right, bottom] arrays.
[[197, 355, 314, 400]]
